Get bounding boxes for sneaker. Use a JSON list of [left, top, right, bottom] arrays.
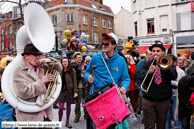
[[74, 119, 79, 123]]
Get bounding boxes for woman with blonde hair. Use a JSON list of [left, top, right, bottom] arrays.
[[125, 54, 137, 111], [178, 56, 187, 71]]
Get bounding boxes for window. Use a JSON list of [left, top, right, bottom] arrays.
[[2, 42, 4, 50], [180, 12, 191, 30], [94, 32, 98, 43], [83, 15, 87, 24], [180, 0, 187, 2], [52, 15, 57, 25], [108, 20, 112, 29], [1, 28, 3, 36], [146, 0, 154, 8], [147, 19, 155, 34], [93, 17, 97, 26], [9, 26, 12, 34], [99, 6, 105, 11], [5, 28, 7, 35], [102, 19, 106, 28], [91, 4, 97, 9], [67, 0, 74, 3], [134, 22, 138, 36], [133, 1, 137, 12], [9, 40, 12, 49], [160, 15, 168, 33], [67, 13, 74, 22]]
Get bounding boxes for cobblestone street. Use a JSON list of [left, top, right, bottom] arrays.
[[52, 103, 145, 129], [52, 104, 86, 129], [52, 104, 176, 129]]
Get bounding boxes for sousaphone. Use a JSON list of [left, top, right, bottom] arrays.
[[1, 3, 62, 112]]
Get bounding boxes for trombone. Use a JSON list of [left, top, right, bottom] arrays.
[[140, 55, 172, 93]]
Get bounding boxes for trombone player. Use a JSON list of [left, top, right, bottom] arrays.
[[12, 44, 62, 122], [139, 41, 177, 129]]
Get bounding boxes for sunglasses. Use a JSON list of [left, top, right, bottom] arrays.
[[102, 42, 110, 47]]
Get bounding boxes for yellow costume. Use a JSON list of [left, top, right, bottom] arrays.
[[0, 56, 12, 67], [124, 41, 133, 52]]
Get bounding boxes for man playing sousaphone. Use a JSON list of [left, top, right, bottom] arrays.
[[139, 41, 177, 129], [12, 44, 62, 122]]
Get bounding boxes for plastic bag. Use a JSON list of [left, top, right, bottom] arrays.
[[0, 103, 14, 128], [124, 95, 138, 125]]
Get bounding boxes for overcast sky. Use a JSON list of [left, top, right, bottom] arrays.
[[103, 0, 131, 14], [1, 0, 132, 14]]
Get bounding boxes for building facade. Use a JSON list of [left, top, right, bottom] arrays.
[[114, 7, 133, 47], [46, 0, 114, 55], [0, 11, 14, 58], [171, 0, 194, 57], [132, 0, 173, 54]]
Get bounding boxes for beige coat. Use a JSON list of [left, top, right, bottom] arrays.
[[12, 57, 62, 121]]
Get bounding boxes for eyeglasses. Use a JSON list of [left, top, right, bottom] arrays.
[[102, 42, 110, 47]]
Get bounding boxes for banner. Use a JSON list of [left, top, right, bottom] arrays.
[[178, 49, 194, 58]]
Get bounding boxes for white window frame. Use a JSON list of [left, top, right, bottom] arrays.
[[93, 17, 97, 27], [2, 42, 4, 51], [9, 40, 12, 49], [52, 15, 57, 25], [102, 19, 106, 28], [1, 28, 3, 36], [9, 26, 12, 34], [94, 32, 98, 43], [180, 12, 191, 30], [108, 20, 112, 29], [83, 15, 87, 25], [5, 27, 7, 35], [91, 4, 97, 9], [67, 13, 74, 22]]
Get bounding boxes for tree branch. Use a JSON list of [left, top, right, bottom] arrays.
[[0, 0, 19, 5]]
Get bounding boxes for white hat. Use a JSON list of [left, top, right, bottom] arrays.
[[102, 33, 118, 44], [85, 55, 91, 62]]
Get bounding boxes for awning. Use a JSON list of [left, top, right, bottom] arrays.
[[0, 56, 6, 59], [139, 45, 172, 54]]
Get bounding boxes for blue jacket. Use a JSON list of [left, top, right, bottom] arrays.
[[135, 58, 146, 86], [84, 50, 130, 95]]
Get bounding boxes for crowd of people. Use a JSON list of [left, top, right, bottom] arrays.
[[1, 31, 194, 129]]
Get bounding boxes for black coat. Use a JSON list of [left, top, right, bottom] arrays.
[[72, 61, 82, 86], [178, 73, 194, 119], [139, 59, 177, 101]]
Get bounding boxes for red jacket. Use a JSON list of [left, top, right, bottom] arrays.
[[128, 64, 137, 91]]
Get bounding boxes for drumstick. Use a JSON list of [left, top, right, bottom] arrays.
[[92, 65, 97, 77]]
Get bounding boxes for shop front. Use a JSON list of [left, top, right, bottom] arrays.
[[138, 36, 173, 54], [176, 35, 194, 58], [0, 50, 13, 59]]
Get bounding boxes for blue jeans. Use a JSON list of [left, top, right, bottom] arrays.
[[165, 96, 181, 129], [181, 115, 191, 129]]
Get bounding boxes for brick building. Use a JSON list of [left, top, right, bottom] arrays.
[[46, 0, 115, 55], [0, 11, 14, 58]]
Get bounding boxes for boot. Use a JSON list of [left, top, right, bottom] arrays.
[[66, 121, 72, 128]]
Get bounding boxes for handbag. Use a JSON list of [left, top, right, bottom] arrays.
[[83, 53, 131, 129]]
